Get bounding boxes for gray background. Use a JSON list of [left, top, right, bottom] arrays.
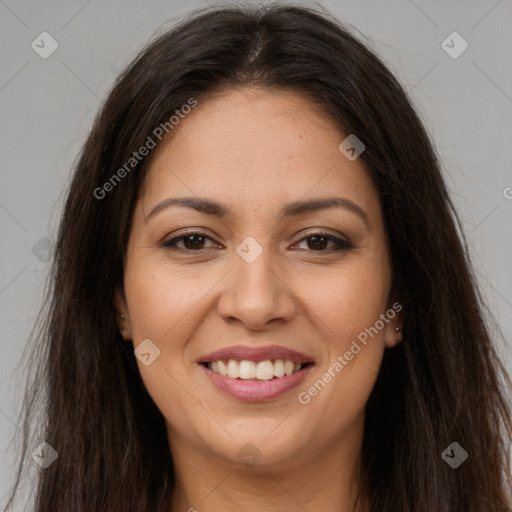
[[1, 0, 511, 508]]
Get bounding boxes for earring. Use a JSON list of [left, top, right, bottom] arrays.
[[393, 326, 401, 344], [120, 314, 126, 319]]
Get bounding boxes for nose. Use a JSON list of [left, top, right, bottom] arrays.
[[216, 245, 296, 330]]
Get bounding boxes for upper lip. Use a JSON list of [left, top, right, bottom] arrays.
[[198, 345, 315, 364]]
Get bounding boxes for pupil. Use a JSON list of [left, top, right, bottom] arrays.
[[184, 235, 204, 249], [308, 235, 327, 250]]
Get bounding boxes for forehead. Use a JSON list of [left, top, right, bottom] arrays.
[[139, 87, 379, 222]]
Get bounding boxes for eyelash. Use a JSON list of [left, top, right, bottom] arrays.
[[161, 230, 354, 253]]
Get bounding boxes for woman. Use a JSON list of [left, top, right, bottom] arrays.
[[5, 3, 511, 511]]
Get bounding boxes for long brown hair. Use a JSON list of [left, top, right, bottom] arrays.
[[5, 3, 511, 511]]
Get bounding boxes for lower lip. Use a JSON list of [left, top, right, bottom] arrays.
[[200, 364, 313, 402]]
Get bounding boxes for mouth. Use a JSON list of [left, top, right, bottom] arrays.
[[198, 345, 315, 402], [202, 359, 313, 380]]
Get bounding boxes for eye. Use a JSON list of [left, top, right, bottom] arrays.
[[292, 232, 353, 252], [161, 231, 220, 251], [162, 230, 353, 253]]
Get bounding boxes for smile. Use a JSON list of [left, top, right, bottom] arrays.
[[200, 362, 315, 402], [205, 359, 307, 380], [198, 345, 315, 402]]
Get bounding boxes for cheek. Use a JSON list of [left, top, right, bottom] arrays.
[[297, 257, 391, 346], [124, 259, 218, 353], [293, 256, 389, 424], [123, 262, 212, 429]]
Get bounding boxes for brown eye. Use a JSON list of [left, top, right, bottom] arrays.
[[293, 233, 353, 252], [181, 234, 206, 250], [305, 235, 330, 250], [162, 232, 218, 251], [162, 231, 352, 253]]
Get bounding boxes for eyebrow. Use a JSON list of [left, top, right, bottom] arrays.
[[145, 196, 371, 228]]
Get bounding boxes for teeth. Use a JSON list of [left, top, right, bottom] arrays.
[[239, 360, 256, 379], [217, 360, 227, 376], [274, 359, 285, 378], [227, 359, 239, 379], [255, 360, 274, 380], [207, 358, 305, 380]]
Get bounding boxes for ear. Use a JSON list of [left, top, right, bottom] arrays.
[[114, 287, 132, 340], [383, 300, 404, 349]]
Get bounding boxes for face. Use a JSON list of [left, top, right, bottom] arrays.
[[115, 86, 402, 469]]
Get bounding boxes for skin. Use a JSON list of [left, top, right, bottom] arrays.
[[115, 86, 403, 512]]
